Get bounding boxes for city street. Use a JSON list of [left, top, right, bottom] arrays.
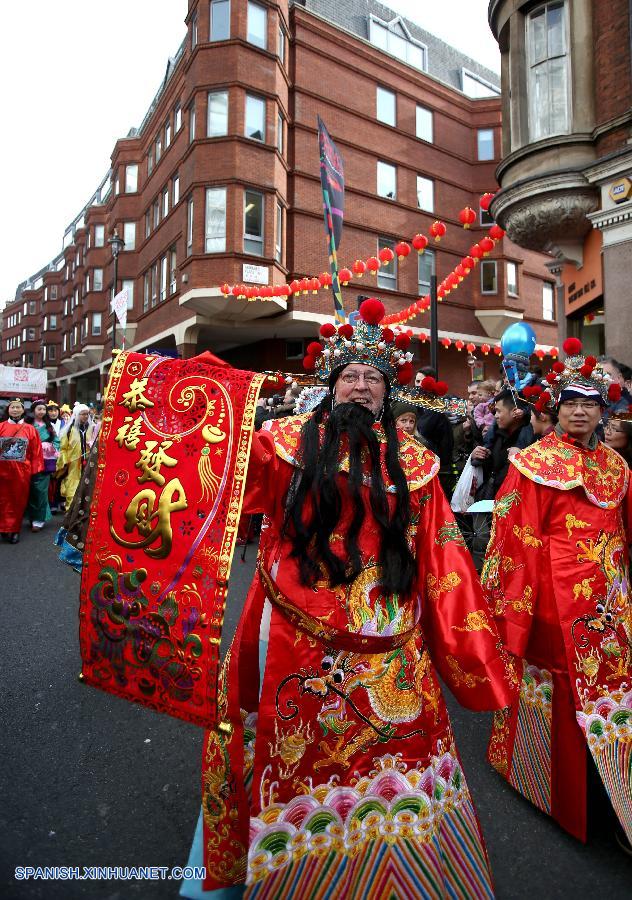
[[1, 526, 629, 900]]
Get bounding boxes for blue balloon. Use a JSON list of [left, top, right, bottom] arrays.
[[500, 322, 537, 356]]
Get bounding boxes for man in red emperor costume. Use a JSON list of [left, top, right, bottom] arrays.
[[192, 299, 517, 898], [482, 337, 632, 848]]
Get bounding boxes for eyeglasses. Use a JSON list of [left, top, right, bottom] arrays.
[[339, 372, 384, 386], [559, 400, 600, 410], [605, 422, 624, 433]]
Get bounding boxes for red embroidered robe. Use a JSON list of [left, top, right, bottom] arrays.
[[0, 420, 44, 531], [482, 430, 632, 843], [201, 413, 517, 898]]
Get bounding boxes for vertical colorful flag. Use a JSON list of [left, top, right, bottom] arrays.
[[317, 116, 346, 324]]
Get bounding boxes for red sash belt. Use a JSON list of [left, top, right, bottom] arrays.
[[259, 562, 418, 653]]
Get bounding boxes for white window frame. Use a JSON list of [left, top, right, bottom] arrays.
[[210, 0, 230, 42], [369, 15, 427, 71], [418, 249, 435, 296], [277, 110, 284, 155], [377, 237, 397, 290], [93, 268, 103, 291], [170, 248, 177, 295], [162, 188, 169, 219], [205, 187, 227, 253], [376, 86, 396, 126], [415, 105, 433, 142], [542, 282, 555, 320], [481, 260, 498, 294], [125, 164, 138, 193], [416, 175, 434, 212], [160, 256, 168, 302], [527, 1, 570, 141], [92, 312, 102, 336], [506, 261, 518, 296], [208, 90, 229, 137], [278, 23, 286, 65], [377, 161, 396, 200], [245, 94, 266, 142], [189, 102, 196, 143], [122, 279, 134, 311], [275, 201, 283, 264], [175, 103, 182, 131], [461, 67, 501, 98], [247, 1, 267, 49], [244, 190, 264, 255], [477, 128, 495, 161], [187, 197, 194, 255], [144, 273, 150, 312], [123, 221, 136, 251], [94, 225, 105, 248]]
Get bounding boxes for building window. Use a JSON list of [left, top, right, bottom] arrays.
[[152, 263, 158, 306], [85, 273, 90, 294], [94, 225, 105, 247], [278, 24, 285, 65], [93, 268, 103, 291], [155, 133, 162, 162], [29, 300, 37, 315], [277, 111, 284, 155], [63, 333, 67, 353], [528, 2, 569, 140], [481, 260, 497, 294], [49, 314, 57, 330], [148, 148, 154, 175], [189, 102, 196, 143], [477, 128, 494, 161], [377, 238, 397, 290], [162, 189, 169, 219], [160, 256, 168, 302], [415, 105, 433, 142], [376, 87, 396, 126], [145, 209, 151, 238], [377, 161, 396, 199], [170, 248, 177, 294], [480, 205, 494, 226], [418, 250, 435, 296], [462, 68, 501, 98], [187, 197, 194, 255], [50, 285, 58, 299], [191, 11, 198, 48], [247, 2, 267, 49], [275, 202, 283, 263], [175, 103, 182, 131], [208, 90, 228, 136], [542, 282, 555, 320], [416, 175, 434, 212], [154, 199, 160, 228], [48, 344, 56, 361], [123, 222, 136, 251], [92, 312, 102, 336], [125, 164, 138, 193], [205, 187, 227, 253], [165, 118, 171, 148], [173, 174, 180, 206], [144, 273, 150, 312], [244, 190, 264, 254], [507, 262, 518, 296], [210, 0, 230, 41], [369, 16, 427, 71], [122, 279, 134, 310], [27, 327, 36, 341], [245, 94, 265, 141]]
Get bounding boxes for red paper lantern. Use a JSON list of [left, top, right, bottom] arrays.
[[395, 241, 411, 260], [455, 340, 465, 351], [366, 256, 380, 273], [430, 220, 447, 242], [458, 207, 477, 229], [299, 278, 309, 294], [378, 246, 395, 265], [466, 342, 476, 354], [309, 277, 321, 294], [419, 332, 428, 342], [220, 283, 231, 295], [462, 256, 475, 273], [535, 348, 545, 360], [481, 343, 491, 355], [493, 345, 502, 356], [437, 284, 446, 299], [441, 337, 451, 348], [338, 268, 352, 285], [447, 273, 459, 290], [455, 264, 465, 280], [319, 272, 332, 288], [231, 284, 240, 297], [352, 259, 366, 278], [412, 233, 429, 253], [489, 224, 505, 241], [470, 244, 484, 260], [479, 236, 495, 256], [480, 192, 495, 211], [550, 346, 559, 359]]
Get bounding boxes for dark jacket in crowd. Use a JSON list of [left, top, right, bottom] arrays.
[[475, 420, 535, 500]]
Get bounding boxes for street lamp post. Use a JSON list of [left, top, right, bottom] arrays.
[[107, 228, 125, 353]]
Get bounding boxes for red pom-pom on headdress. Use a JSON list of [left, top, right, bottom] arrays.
[[609, 383, 622, 402], [563, 337, 582, 355], [381, 328, 394, 343], [359, 298, 385, 325], [395, 333, 411, 350], [338, 323, 353, 339], [545, 372, 558, 384], [303, 355, 316, 372], [397, 362, 414, 385], [552, 362, 565, 374], [435, 380, 449, 396], [421, 376, 437, 392], [585, 355, 597, 367], [579, 364, 594, 378], [306, 341, 323, 357], [540, 390, 552, 404], [319, 323, 336, 338]]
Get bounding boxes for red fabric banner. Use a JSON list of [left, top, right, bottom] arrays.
[[79, 351, 265, 727]]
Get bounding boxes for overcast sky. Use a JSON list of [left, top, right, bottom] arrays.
[[0, 0, 499, 306]]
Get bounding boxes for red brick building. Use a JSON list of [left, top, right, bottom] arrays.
[[2, 0, 557, 403]]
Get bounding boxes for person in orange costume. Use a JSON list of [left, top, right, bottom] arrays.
[[185, 300, 517, 900], [0, 399, 44, 543], [482, 338, 632, 849]]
